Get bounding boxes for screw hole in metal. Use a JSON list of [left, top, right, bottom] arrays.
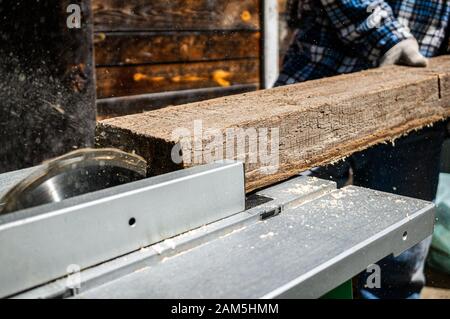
[[402, 231, 408, 241]]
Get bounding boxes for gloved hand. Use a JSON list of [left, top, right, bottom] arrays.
[[380, 38, 428, 67]]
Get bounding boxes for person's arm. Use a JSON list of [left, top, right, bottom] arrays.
[[320, 0, 427, 66]]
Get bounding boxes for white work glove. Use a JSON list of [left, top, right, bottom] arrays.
[[380, 38, 428, 67]]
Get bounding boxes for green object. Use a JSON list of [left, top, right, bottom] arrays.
[[321, 280, 353, 299], [428, 173, 450, 275]]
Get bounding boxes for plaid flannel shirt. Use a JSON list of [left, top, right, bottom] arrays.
[[277, 0, 450, 85]]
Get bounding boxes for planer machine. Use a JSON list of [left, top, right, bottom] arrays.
[[0, 149, 435, 298]]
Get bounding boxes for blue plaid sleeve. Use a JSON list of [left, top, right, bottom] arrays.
[[320, 0, 413, 62], [276, 0, 449, 86]]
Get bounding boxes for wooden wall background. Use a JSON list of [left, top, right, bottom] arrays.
[[278, 0, 293, 64], [0, 0, 96, 173], [93, 0, 263, 118]]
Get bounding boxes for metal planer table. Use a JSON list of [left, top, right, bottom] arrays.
[[0, 161, 435, 299]]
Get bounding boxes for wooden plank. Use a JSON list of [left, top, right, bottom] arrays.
[[92, 0, 260, 31], [0, 0, 96, 174], [96, 59, 260, 98], [96, 56, 450, 193], [94, 31, 261, 66], [97, 84, 259, 119]]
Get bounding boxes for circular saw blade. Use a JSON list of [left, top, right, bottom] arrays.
[[0, 148, 147, 215]]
